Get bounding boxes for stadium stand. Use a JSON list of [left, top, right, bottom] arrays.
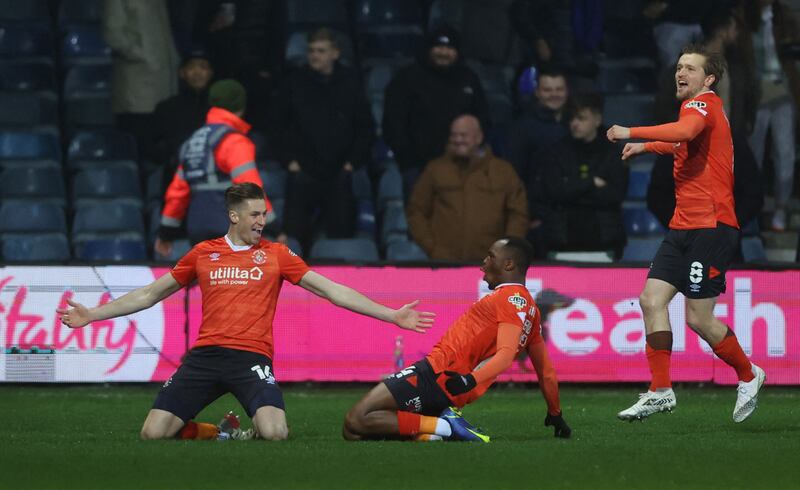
[[75, 238, 147, 262], [0, 166, 66, 207], [0, 131, 60, 161], [60, 25, 112, 66], [0, 201, 66, 233], [66, 129, 138, 172], [310, 237, 380, 261], [622, 201, 665, 237], [0, 22, 53, 63], [0, 61, 56, 92], [71, 167, 143, 209], [1, 233, 70, 262], [386, 239, 428, 261]]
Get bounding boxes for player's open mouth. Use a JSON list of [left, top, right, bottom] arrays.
[[677, 80, 688, 87]]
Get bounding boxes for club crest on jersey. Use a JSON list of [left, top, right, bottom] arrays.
[[684, 100, 708, 115], [507, 292, 528, 311], [252, 250, 266, 265], [209, 252, 221, 262]]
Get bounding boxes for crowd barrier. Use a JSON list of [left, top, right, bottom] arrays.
[[1, 264, 798, 385]]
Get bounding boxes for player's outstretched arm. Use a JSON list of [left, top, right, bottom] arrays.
[[298, 271, 434, 333], [57, 273, 184, 328]]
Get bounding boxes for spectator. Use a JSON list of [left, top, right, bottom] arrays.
[[643, 0, 714, 71], [155, 79, 275, 255], [406, 114, 528, 261], [508, 67, 570, 258], [383, 24, 490, 197], [267, 27, 374, 252], [509, 0, 558, 67], [741, 0, 799, 231], [152, 51, 215, 194], [542, 93, 629, 258], [103, 0, 180, 159]]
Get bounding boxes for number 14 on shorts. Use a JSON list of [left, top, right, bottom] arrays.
[[251, 364, 276, 384]]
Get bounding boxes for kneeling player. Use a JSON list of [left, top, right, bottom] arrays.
[[343, 237, 571, 442]]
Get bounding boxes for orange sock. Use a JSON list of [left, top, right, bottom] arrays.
[[418, 416, 440, 435], [178, 421, 219, 440], [713, 335, 754, 382], [646, 344, 672, 390], [396, 412, 421, 436]]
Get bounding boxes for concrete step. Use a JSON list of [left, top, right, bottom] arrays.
[[761, 230, 799, 249], [765, 248, 797, 262]]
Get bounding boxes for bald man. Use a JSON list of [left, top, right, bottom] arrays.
[[407, 114, 529, 261]]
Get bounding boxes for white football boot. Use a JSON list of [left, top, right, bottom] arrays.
[[617, 389, 677, 421], [733, 364, 766, 423]]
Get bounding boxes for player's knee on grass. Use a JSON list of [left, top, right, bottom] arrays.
[[140, 409, 184, 440], [253, 406, 288, 441]]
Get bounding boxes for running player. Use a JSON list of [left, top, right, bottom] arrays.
[[342, 237, 570, 442], [606, 44, 765, 422], [57, 183, 434, 441]]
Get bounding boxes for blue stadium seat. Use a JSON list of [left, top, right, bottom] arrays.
[[741, 236, 766, 263], [67, 129, 138, 171], [621, 237, 663, 262], [740, 218, 760, 237], [287, 0, 348, 28], [381, 202, 408, 245], [627, 162, 653, 200], [58, 0, 103, 26], [352, 167, 373, 201], [354, 0, 424, 26], [0, 22, 53, 61], [370, 96, 384, 134], [386, 239, 428, 261], [623, 203, 665, 236], [76, 238, 147, 262], [61, 26, 111, 65], [0, 167, 66, 206], [0, 0, 49, 21], [2, 233, 70, 262], [0, 201, 66, 233], [427, 0, 464, 29], [72, 167, 143, 208], [72, 202, 145, 243], [0, 131, 60, 160], [0, 61, 55, 91], [603, 94, 656, 128], [310, 237, 379, 262], [596, 58, 657, 94], [0, 91, 57, 127], [63, 64, 111, 98], [65, 96, 115, 129], [145, 169, 163, 204], [377, 166, 403, 211], [366, 61, 397, 98], [359, 26, 422, 60], [259, 167, 288, 200]]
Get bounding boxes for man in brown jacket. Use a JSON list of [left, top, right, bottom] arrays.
[[407, 114, 529, 261]]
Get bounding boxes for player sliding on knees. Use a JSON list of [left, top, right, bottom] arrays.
[[607, 44, 765, 423], [57, 183, 434, 441], [343, 237, 570, 442]]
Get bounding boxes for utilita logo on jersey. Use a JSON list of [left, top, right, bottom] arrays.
[[209, 266, 263, 286], [0, 275, 137, 374]]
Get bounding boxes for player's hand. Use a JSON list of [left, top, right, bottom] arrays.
[[544, 413, 571, 439], [56, 298, 93, 329], [393, 300, 435, 333], [444, 371, 477, 395], [606, 125, 630, 142], [621, 142, 646, 161]]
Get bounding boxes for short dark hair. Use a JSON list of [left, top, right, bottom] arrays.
[[679, 43, 726, 89], [537, 65, 568, 85], [225, 183, 264, 210], [308, 27, 339, 49], [570, 92, 604, 116], [500, 236, 534, 274]]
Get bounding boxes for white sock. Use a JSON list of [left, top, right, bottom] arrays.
[[435, 418, 452, 437]]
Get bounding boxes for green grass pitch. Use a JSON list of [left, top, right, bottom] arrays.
[[0, 384, 798, 489]]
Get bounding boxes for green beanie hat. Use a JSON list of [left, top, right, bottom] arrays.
[[208, 79, 247, 113]]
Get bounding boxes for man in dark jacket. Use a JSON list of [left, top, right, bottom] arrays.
[[542, 93, 628, 258], [268, 27, 374, 252], [383, 24, 490, 197], [152, 51, 214, 194]]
